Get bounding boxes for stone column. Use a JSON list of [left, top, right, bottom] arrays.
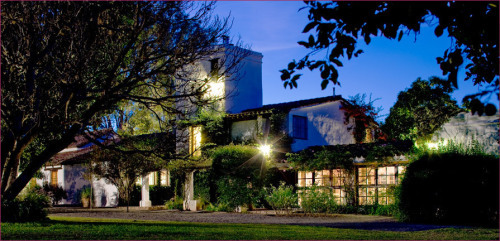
[[183, 170, 197, 211], [140, 173, 152, 207]]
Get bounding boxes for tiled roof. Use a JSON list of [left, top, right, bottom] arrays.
[[243, 95, 344, 112], [226, 95, 344, 120], [47, 129, 118, 166]]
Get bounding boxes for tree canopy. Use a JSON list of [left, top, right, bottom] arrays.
[[381, 77, 461, 142], [1, 1, 243, 201], [280, 1, 499, 103]]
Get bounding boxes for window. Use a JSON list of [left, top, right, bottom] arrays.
[[189, 126, 202, 157], [358, 187, 376, 205], [292, 115, 307, 139], [51, 170, 58, 187], [358, 167, 376, 185], [315, 170, 331, 186], [297, 171, 314, 187], [160, 169, 170, 186], [358, 167, 376, 205], [210, 58, 219, 76], [148, 172, 156, 186], [378, 166, 396, 185]]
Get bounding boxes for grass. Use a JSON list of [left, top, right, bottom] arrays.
[[0, 216, 497, 240]]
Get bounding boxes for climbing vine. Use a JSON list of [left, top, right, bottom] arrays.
[[287, 140, 413, 171]]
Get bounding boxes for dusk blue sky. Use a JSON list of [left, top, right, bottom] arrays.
[[212, 1, 497, 122]]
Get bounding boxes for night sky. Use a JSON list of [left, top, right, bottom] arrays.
[[212, 1, 497, 122]]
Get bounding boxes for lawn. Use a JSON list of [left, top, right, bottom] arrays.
[[1, 216, 498, 240]]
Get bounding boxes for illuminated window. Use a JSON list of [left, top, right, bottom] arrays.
[[160, 169, 170, 186], [378, 166, 396, 185], [332, 169, 347, 186], [51, 170, 58, 187], [315, 170, 331, 186], [358, 167, 376, 185], [149, 172, 156, 186], [189, 126, 202, 157], [332, 187, 347, 205], [297, 171, 314, 187], [292, 115, 307, 139], [377, 187, 395, 205], [359, 187, 376, 205]]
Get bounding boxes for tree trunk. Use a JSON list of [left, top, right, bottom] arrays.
[[2, 125, 81, 202], [126, 189, 130, 213]]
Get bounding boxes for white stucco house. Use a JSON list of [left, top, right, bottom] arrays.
[[227, 94, 376, 152], [35, 130, 120, 206]]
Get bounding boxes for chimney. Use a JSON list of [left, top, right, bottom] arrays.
[[222, 35, 229, 45], [332, 87, 336, 97]]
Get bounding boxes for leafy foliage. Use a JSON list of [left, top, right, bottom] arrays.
[[90, 134, 170, 211], [205, 145, 282, 210], [281, 1, 499, 103], [382, 77, 461, 142], [341, 94, 385, 143], [265, 182, 299, 215], [299, 185, 337, 215], [398, 151, 499, 226], [1, 186, 50, 222], [1, 1, 242, 201], [42, 184, 68, 206], [287, 140, 413, 171], [164, 197, 184, 210]]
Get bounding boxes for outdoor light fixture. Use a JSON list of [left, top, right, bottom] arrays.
[[259, 144, 271, 157]]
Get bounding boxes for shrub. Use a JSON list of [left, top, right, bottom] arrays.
[[164, 198, 183, 210], [216, 177, 254, 211], [150, 186, 174, 206], [299, 185, 337, 215], [42, 184, 67, 206], [265, 182, 299, 215], [1, 187, 50, 222], [398, 151, 499, 226]]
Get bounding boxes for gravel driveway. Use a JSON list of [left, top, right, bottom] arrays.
[[49, 207, 460, 232]]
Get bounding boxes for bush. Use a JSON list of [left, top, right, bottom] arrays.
[[164, 198, 183, 210], [300, 185, 337, 215], [1, 187, 50, 222], [42, 184, 67, 206], [216, 177, 254, 211], [398, 152, 499, 226], [265, 182, 299, 215], [150, 186, 174, 206]]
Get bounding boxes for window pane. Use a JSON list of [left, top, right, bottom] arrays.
[[305, 172, 313, 179], [387, 166, 396, 175]]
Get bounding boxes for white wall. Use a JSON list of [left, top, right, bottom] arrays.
[[92, 178, 119, 207], [224, 50, 263, 114], [63, 164, 90, 205], [288, 101, 355, 152], [37, 164, 119, 207], [432, 112, 499, 155]]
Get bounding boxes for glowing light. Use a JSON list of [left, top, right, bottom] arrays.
[[426, 142, 438, 150], [259, 145, 271, 157], [206, 81, 224, 98]]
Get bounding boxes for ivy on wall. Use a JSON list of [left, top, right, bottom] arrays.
[[287, 140, 413, 171]]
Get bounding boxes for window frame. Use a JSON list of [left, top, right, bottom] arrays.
[[292, 115, 308, 140]]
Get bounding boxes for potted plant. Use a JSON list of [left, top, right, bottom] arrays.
[[81, 187, 92, 208]]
